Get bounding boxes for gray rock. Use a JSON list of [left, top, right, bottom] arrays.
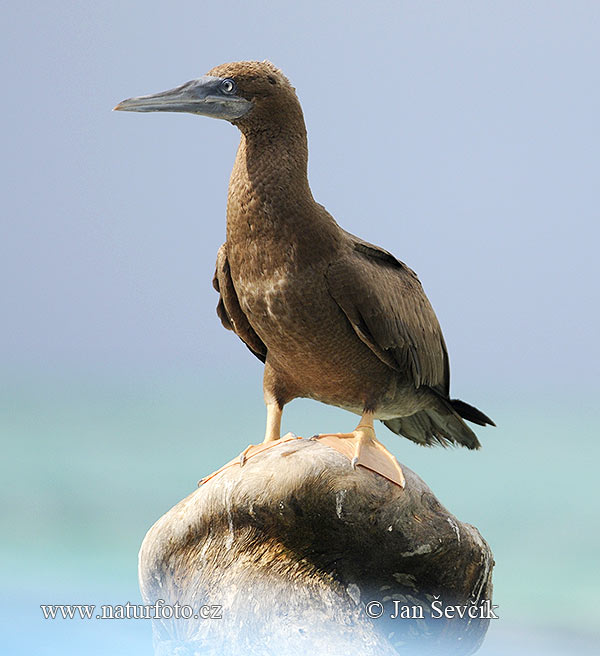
[[139, 438, 494, 655]]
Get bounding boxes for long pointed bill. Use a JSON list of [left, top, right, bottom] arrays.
[[114, 76, 252, 121]]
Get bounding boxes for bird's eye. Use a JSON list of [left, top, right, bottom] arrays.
[[220, 78, 236, 94]]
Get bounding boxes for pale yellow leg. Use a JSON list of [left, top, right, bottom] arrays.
[[314, 412, 405, 488], [239, 403, 283, 465], [264, 402, 282, 443], [199, 404, 295, 485]]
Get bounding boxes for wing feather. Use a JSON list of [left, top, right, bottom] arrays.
[[213, 243, 267, 363], [326, 236, 449, 392]]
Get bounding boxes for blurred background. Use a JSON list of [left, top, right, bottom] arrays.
[[1, 1, 599, 654]]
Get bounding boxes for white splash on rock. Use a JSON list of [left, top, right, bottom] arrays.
[[447, 517, 461, 544], [346, 583, 361, 605], [392, 572, 418, 590], [400, 543, 432, 558], [335, 489, 347, 519]]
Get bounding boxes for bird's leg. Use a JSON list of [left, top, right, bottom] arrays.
[[313, 413, 405, 488], [264, 402, 283, 443], [239, 402, 283, 465], [200, 404, 297, 485]]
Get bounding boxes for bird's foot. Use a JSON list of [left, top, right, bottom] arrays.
[[312, 426, 405, 488], [239, 444, 253, 466], [239, 441, 275, 466], [239, 432, 298, 466], [198, 434, 301, 487]]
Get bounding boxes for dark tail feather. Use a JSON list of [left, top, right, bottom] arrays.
[[450, 399, 495, 427], [383, 392, 494, 450], [383, 406, 481, 450]]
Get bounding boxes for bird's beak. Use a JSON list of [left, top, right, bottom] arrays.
[[113, 75, 252, 121]]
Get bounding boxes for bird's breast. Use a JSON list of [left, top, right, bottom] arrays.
[[232, 261, 324, 341]]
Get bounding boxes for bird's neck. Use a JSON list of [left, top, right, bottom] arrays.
[[226, 127, 315, 242]]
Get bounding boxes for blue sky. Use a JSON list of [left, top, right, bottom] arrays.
[[2, 0, 599, 399], [2, 4, 600, 653]]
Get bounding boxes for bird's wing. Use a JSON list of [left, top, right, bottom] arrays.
[[213, 243, 267, 363], [326, 234, 450, 393]]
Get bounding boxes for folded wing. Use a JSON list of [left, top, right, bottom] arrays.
[[213, 243, 267, 363], [326, 234, 450, 395]]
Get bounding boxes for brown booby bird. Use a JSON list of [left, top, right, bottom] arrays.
[[115, 61, 494, 487]]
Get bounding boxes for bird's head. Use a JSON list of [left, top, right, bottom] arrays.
[[114, 60, 303, 134]]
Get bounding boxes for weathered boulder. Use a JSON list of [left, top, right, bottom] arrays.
[[139, 436, 494, 655]]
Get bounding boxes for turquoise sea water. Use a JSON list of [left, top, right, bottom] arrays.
[[2, 371, 598, 655]]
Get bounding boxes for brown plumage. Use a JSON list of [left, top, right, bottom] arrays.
[[115, 60, 494, 480]]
